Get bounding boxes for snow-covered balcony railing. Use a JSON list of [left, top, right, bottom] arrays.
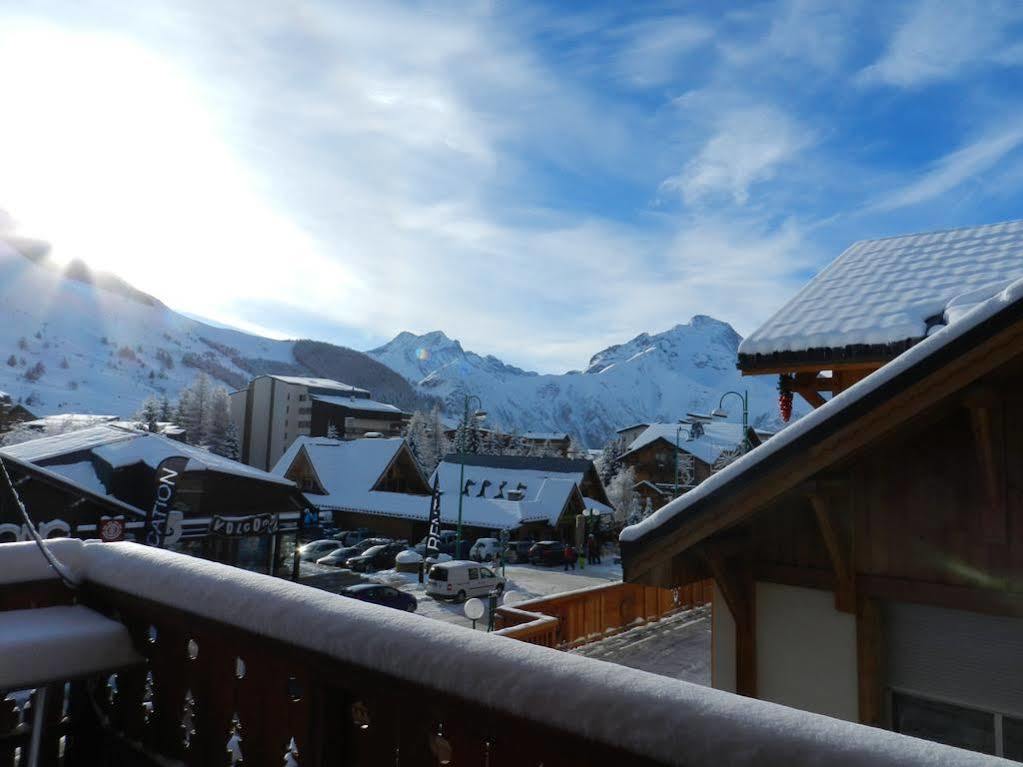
[[494, 580, 712, 649], [0, 540, 1001, 767]]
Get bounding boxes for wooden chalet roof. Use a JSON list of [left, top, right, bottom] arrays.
[[737, 220, 1023, 373], [622, 277, 1023, 584]]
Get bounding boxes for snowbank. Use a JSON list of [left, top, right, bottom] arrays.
[[0, 604, 143, 689], [623, 276, 1023, 544], [2, 539, 991, 766]]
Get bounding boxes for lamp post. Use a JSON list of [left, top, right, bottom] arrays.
[[713, 389, 749, 453], [455, 394, 485, 560], [674, 421, 686, 497]]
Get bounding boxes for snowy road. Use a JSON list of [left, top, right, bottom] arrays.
[[571, 607, 711, 685]]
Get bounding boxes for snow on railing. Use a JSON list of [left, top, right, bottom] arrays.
[[0, 540, 1003, 766]]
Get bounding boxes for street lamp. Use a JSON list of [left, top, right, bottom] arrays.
[[673, 420, 687, 497], [713, 389, 749, 453], [456, 394, 486, 559]]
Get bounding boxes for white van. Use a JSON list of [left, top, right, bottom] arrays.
[[426, 560, 505, 602], [469, 537, 502, 562]]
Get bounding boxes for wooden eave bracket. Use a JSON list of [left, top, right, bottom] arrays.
[[792, 372, 828, 409], [964, 386, 1008, 544], [803, 480, 856, 613]]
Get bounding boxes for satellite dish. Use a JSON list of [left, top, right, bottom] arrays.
[[502, 591, 525, 606], [464, 598, 485, 621]]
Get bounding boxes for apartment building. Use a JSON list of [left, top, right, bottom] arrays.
[[230, 375, 409, 470]]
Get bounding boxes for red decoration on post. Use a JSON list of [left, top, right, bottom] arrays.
[[778, 374, 794, 423]]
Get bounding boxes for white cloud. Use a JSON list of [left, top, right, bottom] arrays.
[[859, 0, 1023, 87], [612, 16, 714, 88], [871, 126, 1023, 211], [664, 107, 815, 205]]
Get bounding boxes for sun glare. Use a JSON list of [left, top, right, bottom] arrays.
[[0, 20, 351, 321]]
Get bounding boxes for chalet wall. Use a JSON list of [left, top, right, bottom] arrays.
[[711, 582, 737, 693], [755, 582, 857, 722]]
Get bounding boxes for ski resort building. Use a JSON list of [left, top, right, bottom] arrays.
[[0, 424, 306, 574], [617, 420, 772, 511], [738, 220, 1023, 410], [520, 431, 572, 456], [431, 454, 614, 541], [229, 374, 410, 470], [621, 267, 1023, 759], [272, 436, 433, 541]]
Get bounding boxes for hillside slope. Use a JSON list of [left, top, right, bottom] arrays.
[[0, 240, 427, 416]]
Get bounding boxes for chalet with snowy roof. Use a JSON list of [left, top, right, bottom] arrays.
[[432, 454, 613, 541], [739, 220, 1023, 413], [618, 419, 770, 511], [0, 424, 305, 574], [520, 431, 572, 456], [615, 422, 650, 445], [621, 275, 1023, 759], [0, 391, 36, 433], [272, 436, 432, 540], [229, 374, 410, 470]]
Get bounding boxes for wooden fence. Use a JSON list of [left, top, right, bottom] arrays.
[[494, 580, 712, 648]]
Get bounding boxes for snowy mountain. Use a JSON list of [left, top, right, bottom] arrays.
[[368, 317, 802, 447], [0, 240, 430, 417]]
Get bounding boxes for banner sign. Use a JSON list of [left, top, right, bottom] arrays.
[[211, 513, 279, 537], [425, 476, 442, 558], [144, 456, 188, 547]]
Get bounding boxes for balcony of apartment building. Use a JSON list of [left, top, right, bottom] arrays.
[[1, 539, 995, 767]]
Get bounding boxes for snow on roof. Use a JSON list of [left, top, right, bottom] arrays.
[[1, 423, 136, 461], [583, 497, 614, 515], [24, 413, 119, 429], [432, 460, 581, 529], [269, 375, 370, 395], [29, 539, 995, 766], [622, 276, 1023, 544], [739, 219, 1023, 357], [310, 394, 404, 414], [616, 422, 650, 433], [272, 436, 430, 521], [621, 421, 748, 466], [2, 424, 295, 488]]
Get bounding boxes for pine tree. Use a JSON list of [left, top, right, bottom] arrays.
[[606, 465, 639, 527], [596, 435, 626, 484], [138, 396, 160, 432], [429, 407, 448, 465], [326, 421, 339, 440], [206, 387, 231, 455], [158, 395, 172, 422], [403, 411, 434, 472], [220, 421, 240, 460], [567, 435, 586, 459]]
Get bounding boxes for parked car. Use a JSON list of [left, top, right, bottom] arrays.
[[502, 540, 534, 564], [413, 530, 458, 557], [347, 542, 409, 573], [469, 537, 502, 562], [298, 539, 344, 562], [339, 583, 417, 612], [316, 537, 392, 567], [332, 528, 375, 546], [426, 561, 505, 602], [528, 541, 566, 566]]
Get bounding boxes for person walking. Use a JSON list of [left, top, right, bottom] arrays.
[[563, 543, 576, 571], [587, 534, 600, 565]]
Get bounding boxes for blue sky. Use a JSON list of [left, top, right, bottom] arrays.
[[1, 1, 1022, 372]]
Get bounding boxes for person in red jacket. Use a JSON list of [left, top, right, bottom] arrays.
[[563, 544, 576, 571]]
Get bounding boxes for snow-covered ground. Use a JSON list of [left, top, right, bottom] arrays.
[[571, 606, 711, 685]]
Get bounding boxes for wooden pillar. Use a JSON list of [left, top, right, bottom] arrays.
[[964, 387, 1007, 543], [702, 545, 756, 697], [856, 596, 883, 726]]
